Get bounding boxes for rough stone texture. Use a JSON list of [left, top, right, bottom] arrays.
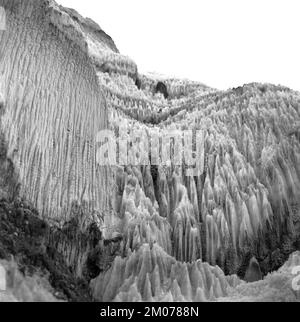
[[0, 0, 300, 302], [0, 0, 111, 224], [0, 197, 93, 301], [244, 257, 262, 283]]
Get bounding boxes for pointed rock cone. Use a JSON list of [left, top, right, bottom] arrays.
[[194, 287, 207, 302], [244, 257, 263, 283]]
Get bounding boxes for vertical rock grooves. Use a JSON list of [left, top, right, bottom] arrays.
[[0, 0, 110, 224], [0, 0, 300, 302], [95, 74, 300, 299]]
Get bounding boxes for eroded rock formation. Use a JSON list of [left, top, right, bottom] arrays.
[[0, 0, 300, 302], [0, 0, 112, 224]]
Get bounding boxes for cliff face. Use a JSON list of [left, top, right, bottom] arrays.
[[0, 0, 300, 302], [0, 0, 111, 225]]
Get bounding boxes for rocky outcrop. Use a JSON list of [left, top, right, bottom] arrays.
[[0, 259, 58, 302], [244, 257, 262, 283], [0, 197, 93, 301], [0, 0, 299, 302], [91, 244, 300, 302], [90, 243, 241, 302], [219, 251, 300, 302], [0, 0, 111, 224], [106, 82, 300, 272]]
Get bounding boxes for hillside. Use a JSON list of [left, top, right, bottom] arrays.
[[0, 0, 299, 302]]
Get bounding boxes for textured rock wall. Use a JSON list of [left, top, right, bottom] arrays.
[[0, 0, 110, 224], [98, 64, 300, 303], [106, 82, 300, 275], [1, 0, 300, 302]]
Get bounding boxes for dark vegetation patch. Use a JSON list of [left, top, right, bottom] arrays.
[[86, 235, 123, 280], [0, 195, 124, 301], [0, 198, 94, 301], [0, 130, 124, 301], [236, 225, 300, 280], [0, 132, 97, 301]]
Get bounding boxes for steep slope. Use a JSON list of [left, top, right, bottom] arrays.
[[0, 0, 111, 225], [91, 246, 300, 302], [94, 79, 300, 300], [0, 0, 299, 302]]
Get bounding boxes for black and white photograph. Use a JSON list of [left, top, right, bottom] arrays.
[[0, 0, 300, 307]]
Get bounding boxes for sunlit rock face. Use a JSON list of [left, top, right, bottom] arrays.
[[96, 46, 300, 299], [91, 247, 300, 302], [91, 243, 241, 302], [94, 77, 300, 300], [104, 76, 300, 268], [0, 0, 113, 225], [0, 260, 59, 302], [0, 0, 300, 302]]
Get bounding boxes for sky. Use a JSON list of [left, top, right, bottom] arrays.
[[58, 0, 300, 91]]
